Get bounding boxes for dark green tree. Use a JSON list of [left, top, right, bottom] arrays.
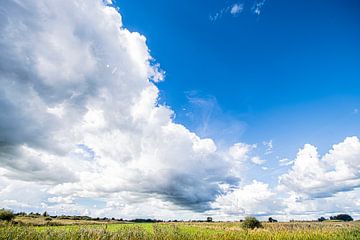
[[331, 214, 353, 222], [242, 216, 262, 229], [0, 209, 15, 221]]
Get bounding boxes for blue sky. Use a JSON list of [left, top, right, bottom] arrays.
[[1, 0, 360, 220], [116, 0, 360, 172]]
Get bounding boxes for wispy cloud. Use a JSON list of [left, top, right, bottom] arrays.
[[230, 3, 244, 16], [210, 0, 267, 22], [251, 156, 266, 165], [210, 3, 244, 22], [252, 0, 267, 15], [263, 140, 273, 155]]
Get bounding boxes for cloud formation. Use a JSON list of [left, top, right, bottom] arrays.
[[0, 0, 360, 220], [230, 4, 244, 16], [0, 0, 239, 213], [253, 0, 267, 15], [279, 137, 360, 199], [212, 181, 276, 216], [209, 3, 244, 22]]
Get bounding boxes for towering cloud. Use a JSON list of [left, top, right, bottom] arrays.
[[0, 0, 237, 213], [279, 137, 360, 199]]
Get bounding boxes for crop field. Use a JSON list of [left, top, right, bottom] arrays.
[[1, 219, 360, 240]]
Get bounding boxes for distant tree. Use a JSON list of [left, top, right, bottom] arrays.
[[207, 217, 213, 222], [318, 217, 326, 222], [331, 214, 353, 222], [268, 217, 278, 223], [0, 209, 15, 221], [15, 212, 27, 216], [242, 216, 262, 229], [43, 211, 48, 217]]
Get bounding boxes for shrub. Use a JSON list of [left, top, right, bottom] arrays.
[[242, 216, 262, 229], [330, 214, 353, 222], [269, 217, 278, 222], [0, 209, 15, 221]]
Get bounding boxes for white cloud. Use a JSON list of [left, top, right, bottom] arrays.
[[279, 137, 360, 199], [251, 156, 266, 165], [228, 143, 265, 165], [48, 196, 74, 204], [0, 0, 238, 215], [228, 143, 255, 161], [210, 3, 243, 22], [253, 0, 266, 15], [263, 140, 273, 155], [280, 189, 360, 221], [212, 181, 276, 216], [230, 4, 243, 15], [278, 158, 294, 166], [182, 94, 245, 143]]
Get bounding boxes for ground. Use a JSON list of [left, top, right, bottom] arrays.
[[0, 216, 360, 239]]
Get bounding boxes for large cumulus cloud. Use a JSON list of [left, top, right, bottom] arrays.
[[0, 0, 238, 212], [279, 136, 360, 199]]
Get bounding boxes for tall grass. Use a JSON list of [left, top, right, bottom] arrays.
[[1, 222, 360, 240]]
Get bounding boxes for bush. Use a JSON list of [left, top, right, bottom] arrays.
[[269, 217, 278, 222], [242, 216, 262, 229], [330, 214, 353, 222], [0, 209, 15, 221]]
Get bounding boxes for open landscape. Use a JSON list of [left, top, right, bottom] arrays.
[[1, 212, 360, 239], [1, 0, 360, 239], [1, 220, 360, 240]]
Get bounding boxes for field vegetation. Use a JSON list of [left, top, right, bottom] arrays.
[[1, 213, 360, 240]]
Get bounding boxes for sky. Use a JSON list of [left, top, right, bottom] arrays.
[[0, 0, 360, 221]]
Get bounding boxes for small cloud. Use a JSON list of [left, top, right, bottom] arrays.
[[251, 156, 266, 165], [263, 140, 273, 155], [353, 108, 359, 114], [229, 143, 256, 161], [48, 196, 74, 204], [209, 7, 228, 22], [210, 2, 244, 22], [230, 3, 244, 16], [253, 0, 266, 15], [279, 158, 294, 166]]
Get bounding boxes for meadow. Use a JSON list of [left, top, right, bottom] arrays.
[[1, 217, 360, 240]]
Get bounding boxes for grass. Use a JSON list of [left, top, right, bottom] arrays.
[[1, 217, 360, 239]]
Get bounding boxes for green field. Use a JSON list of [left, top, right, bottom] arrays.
[[1, 218, 360, 240]]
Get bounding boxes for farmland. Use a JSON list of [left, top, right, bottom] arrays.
[[1, 217, 360, 239]]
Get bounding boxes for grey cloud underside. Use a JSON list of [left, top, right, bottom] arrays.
[[0, 0, 239, 211]]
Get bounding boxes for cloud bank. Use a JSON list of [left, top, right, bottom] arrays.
[[0, 0, 240, 215]]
